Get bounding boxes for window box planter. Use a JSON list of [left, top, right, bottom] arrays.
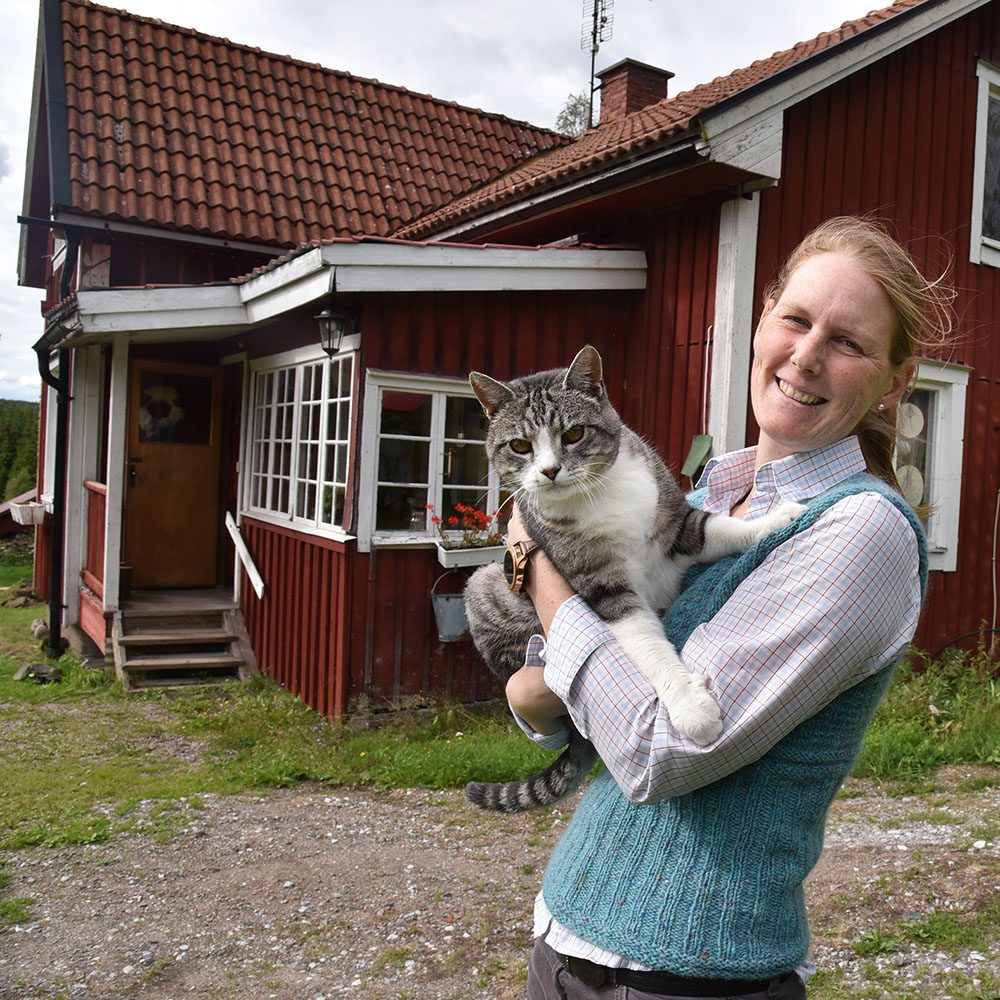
[[10, 501, 47, 526], [435, 544, 504, 569]]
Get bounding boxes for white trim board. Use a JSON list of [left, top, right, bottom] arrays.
[[52, 243, 648, 347], [708, 193, 761, 456]]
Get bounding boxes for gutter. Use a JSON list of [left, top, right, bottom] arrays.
[[33, 296, 74, 661]]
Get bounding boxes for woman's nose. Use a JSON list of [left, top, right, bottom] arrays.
[[790, 331, 824, 373]]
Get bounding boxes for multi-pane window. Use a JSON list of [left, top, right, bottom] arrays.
[[361, 372, 503, 544], [971, 62, 1000, 265], [248, 354, 353, 531], [894, 362, 970, 572]]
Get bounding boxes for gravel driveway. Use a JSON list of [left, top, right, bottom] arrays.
[[2, 767, 998, 999]]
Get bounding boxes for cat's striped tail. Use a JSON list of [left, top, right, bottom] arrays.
[[464, 728, 598, 812]]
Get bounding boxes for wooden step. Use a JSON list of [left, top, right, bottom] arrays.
[[117, 628, 235, 646], [122, 652, 244, 672], [112, 604, 258, 691]]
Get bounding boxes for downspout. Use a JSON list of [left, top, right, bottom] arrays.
[[32, 234, 79, 659]]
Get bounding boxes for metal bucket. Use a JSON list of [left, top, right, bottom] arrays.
[[431, 571, 468, 642]]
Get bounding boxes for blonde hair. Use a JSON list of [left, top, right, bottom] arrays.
[[763, 216, 956, 499]]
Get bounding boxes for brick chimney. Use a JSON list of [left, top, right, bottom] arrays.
[[596, 59, 674, 124]]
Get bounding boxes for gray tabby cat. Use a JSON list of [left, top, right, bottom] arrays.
[[463, 345, 803, 812]]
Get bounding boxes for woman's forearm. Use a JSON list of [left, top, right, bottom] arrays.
[[505, 664, 567, 735]]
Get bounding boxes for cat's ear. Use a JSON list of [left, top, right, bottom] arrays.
[[564, 345, 605, 398], [469, 372, 515, 418]]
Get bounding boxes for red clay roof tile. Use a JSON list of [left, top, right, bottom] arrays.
[[57, 0, 568, 247], [395, 0, 928, 238]]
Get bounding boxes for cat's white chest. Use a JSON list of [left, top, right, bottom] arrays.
[[580, 449, 685, 609], [574, 448, 657, 545]]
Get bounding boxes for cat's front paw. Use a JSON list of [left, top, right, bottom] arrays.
[[752, 500, 807, 538], [668, 676, 723, 746]]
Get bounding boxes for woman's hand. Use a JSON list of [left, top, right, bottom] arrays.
[[506, 664, 568, 736], [507, 503, 576, 634]]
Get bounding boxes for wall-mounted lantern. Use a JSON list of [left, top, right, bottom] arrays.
[[315, 303, 358, 357]]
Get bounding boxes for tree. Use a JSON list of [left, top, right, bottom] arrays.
[[0, 401, 39, 500], [555, 92, 592, 137]]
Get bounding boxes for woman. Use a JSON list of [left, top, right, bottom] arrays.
[[505, 217, 954, 999]]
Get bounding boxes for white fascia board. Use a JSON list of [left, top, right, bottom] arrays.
[[318, 241, 647, 292], [73, 285, 245, 337], [699, 0, 990, 178], [243, 268, 334, 325]]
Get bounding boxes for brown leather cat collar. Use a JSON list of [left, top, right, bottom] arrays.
[[504, 539, 539, 594]]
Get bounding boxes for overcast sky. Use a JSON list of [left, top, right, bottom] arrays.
[[0, 0, 884, 401]]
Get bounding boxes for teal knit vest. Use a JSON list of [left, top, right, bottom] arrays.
[[541, 473, 927, 978]]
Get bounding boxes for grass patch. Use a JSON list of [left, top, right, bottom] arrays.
[[855, 645, 1000, 781], [0, 560, 32, 588], [0, 588, 556, 849]]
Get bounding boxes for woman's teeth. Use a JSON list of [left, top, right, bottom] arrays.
[[778, 379, 824, 405]]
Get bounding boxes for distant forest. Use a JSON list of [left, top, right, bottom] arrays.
[[0, 400, 39, 501]]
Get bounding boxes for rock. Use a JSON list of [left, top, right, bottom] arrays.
[[13, 662, 62, 683]]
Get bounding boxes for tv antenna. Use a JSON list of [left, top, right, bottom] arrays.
[[582, 0, 614, 128]]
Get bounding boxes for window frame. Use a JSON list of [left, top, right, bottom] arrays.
[[970, 60, 1000, 268], [356, 369, 501, 553], [901, 360, 970, 573], [243, 344, 356, 542]]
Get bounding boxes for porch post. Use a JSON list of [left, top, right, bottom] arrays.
[[102, 333, 129, 612], [63, 345, 103, 625], [708, 192, 761, 456]]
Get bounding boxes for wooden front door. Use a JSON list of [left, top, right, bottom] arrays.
[[125, 361, 223, 588]]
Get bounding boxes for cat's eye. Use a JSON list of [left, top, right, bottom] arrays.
[[562, 425, 585, 444], [509, 438, 532, 455]]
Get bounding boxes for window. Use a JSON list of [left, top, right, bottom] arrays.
[[247, 350, 353, 534], [357, 371, 503, 550], [970, 61, 1000, 267], [894, 361, 970, 572]]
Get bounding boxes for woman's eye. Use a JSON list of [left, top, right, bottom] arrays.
[[509, 438, 532, 455], [835, 337, 864, 353], [562, 425, 585, 445]]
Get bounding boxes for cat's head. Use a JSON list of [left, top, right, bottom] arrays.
[[469, 345, 622, 502]]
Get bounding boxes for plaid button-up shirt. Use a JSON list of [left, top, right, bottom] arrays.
[[516, 437, 922, 969]]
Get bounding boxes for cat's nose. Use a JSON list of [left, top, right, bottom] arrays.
[[541, 466, 560, 481]]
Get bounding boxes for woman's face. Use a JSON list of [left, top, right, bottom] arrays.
[[750, 251, 912, 465]]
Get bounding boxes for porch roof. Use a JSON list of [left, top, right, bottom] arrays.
[[41, 236, 647, 348]]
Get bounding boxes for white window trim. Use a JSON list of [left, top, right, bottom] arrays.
[[970, 60, 1000, 267], [909, 359, 970, 572], [356, 369, 499, 553], [241, 343, 358, 544]]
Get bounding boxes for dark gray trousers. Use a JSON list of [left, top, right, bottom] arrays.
[[527, 939, 808, 1000]]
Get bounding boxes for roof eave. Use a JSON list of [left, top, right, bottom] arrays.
[[424, 136, 705, 243], [43, 241, 648, 349]]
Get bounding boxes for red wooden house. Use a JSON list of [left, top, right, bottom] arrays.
[[19, 0, 1000, 715]]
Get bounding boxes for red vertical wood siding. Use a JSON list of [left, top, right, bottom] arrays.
[[618, 203, 721, 481], [241, 516, 351, 718], [754, 5, 1000, 653]]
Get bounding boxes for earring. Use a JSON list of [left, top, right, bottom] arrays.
[[877, 403, 886, 412]]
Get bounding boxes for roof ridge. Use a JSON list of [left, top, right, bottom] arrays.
[[66, 0, 566, 138]]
